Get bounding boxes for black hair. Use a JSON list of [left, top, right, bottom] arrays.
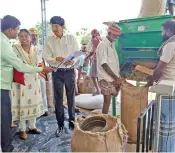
[[50, 16, 65, 26], [18, 29, 31, 36], [1, 15, 21, 31], [162, 19, 175, 35]]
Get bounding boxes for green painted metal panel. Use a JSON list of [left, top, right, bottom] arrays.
[[118, 15, 172, 33], [115, 15, 173, 66]]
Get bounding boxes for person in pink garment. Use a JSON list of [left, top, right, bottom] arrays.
[[85, 29, 102, 95]]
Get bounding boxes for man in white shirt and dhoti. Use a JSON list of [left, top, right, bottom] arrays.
[[96, 23, 122, 114]]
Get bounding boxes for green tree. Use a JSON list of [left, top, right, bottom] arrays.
[[76, 28, 91, 49], [33, 22, 51, 45], [81, 33, 91, 45], [33, 22, 70, 45]]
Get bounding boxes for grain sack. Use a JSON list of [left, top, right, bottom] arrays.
[[121, 81, 148, 143], [71, 114, 128, 152], [138, 0, 166, 17], [46, 73, 54, 108], [78, 77, 96, 94], [75, 94, 103, 109]]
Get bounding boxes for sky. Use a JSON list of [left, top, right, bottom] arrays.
[[0, 0, 142, 34]]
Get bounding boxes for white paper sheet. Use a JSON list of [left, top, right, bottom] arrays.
[[54, 51, 85, 72]]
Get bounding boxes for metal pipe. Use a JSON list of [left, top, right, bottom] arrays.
[[142, 115, 146, 152], [138, 100, 155, 118], [146, 108, 151, 152], [136, 117, 141, 152], [136, 100, 155, 152], [154, 95, 162, 151], [112, 97, 116, 116], [41, 0, 47, 47], [149, 103, 155, 151]]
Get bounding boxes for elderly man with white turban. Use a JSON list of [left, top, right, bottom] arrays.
[[96, 22, 122, 114]]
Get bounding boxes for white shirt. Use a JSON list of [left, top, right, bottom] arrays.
[[43, 33, 79, 68], [160, 42, 175, 81], [36, 45, 43, 64], [96, 37, 120, 82]]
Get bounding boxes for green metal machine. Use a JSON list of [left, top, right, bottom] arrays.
[[112, 15, 173, 116], [115, 15, 173, 81]]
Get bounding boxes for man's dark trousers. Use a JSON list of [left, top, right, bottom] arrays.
[[1, 89, 14, 152], [52, 68, 75, 128]]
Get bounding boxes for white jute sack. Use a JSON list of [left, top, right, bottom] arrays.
[[121, 81, 148, 143], [75, 94, 104, 109], [46, 73, 54, 108], [71, 114, 128, 152], [138, 0, 166, 17]]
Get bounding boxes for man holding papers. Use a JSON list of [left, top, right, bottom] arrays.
[[43, 16, 79, 137]]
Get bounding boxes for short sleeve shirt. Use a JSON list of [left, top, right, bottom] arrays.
[[160, 42, 175, 81]]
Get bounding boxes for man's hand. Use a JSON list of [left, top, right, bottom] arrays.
[[145, 61, 166, 87], [56, 57, 65, 62], [101, 63, 120, 85], [145, 75, 154, 87], [42, 67, 54, 73], [64, 60, 74, 66], [113, 77, 122, 87]]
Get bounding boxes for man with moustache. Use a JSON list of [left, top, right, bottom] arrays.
[[44, 16, 79, 137], [147, 19, 175, 152], [1, 15, 53, 152]]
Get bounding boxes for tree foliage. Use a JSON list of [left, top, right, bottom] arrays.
[[76, 28, 91, 49], [33, 22, 51, 45], [33, 22, 70, 46]]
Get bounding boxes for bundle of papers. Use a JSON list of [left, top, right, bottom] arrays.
[[54, 51, 85, 72]]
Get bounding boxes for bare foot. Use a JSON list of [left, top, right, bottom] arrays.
[[75, 92, 80, 96]]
